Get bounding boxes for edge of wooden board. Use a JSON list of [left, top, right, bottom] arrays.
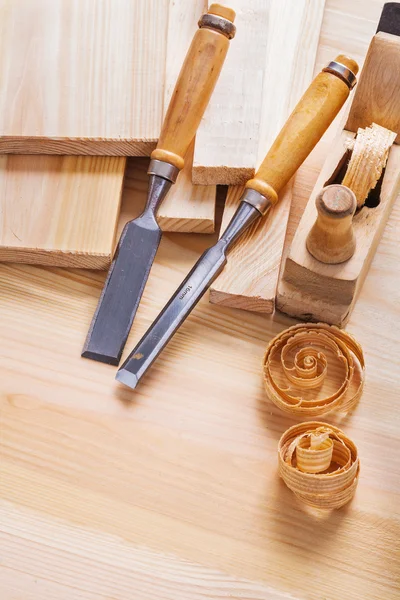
[[0, 248, 112, 269], [0, 137, 157, 156]]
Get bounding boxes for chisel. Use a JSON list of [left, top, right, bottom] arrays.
[[116, 55, 359, 389], [82, 4, 236, 365]]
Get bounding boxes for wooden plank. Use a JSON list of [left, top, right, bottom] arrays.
[[0, 0, 168, 155], [0, 0, 171, 265], [1, 151, 400, 600], [0, 503, 296, 600], [157, 0, 216, 234], [0, 155, 126, 268], [209, 0, 325, 313], [192, 0, 270, 186], [209, 182, 293, 312]]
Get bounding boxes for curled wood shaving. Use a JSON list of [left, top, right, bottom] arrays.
[[278, 422, 359, 509], [343, 122, 396, 207], [263, 323, 365, 417]]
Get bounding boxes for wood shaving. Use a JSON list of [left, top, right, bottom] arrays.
[[263, 323, 365, 417], [278, 422, 359, 509], [343, 122, 396, 207]]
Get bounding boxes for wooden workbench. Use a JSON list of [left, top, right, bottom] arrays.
[[1, 1, 399, 598]]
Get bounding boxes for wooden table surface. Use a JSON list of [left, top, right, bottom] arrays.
[[1, 1, 399, 598]]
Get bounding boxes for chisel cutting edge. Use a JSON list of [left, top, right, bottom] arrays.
[[82, 4, 236, 365], [116, 55, 359, 388]]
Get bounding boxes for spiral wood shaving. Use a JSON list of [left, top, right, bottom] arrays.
[[343, 122, 396, 208], [278, 422, 359, 509], [263, 323, 364, 416]]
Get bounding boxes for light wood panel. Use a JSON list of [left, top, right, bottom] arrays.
[[0, 0, 167, 155], [157, 0, 216, 234], [209, 0, 324, 313], [192, 0, 270, 185], [0, 155, 125, 268], [1, 2, 399, 600], [0, 146, 400, 599], [209, 181, 293, 312], [0, 0, 171, 266]]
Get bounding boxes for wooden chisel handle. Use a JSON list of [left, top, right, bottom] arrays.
[[245, 55, 359, 206], [151, 4, 235, 172]]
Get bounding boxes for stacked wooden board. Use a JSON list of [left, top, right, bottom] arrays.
[[0, 0, 220, 267], [207, 0, 326, 312], [0, 0, 324, 311], [0, 0, 168, 267], [0, 0, 165, 155]]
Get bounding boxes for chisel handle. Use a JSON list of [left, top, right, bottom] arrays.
[[245, 55, 359, 206], [151, 4, 235, 172]]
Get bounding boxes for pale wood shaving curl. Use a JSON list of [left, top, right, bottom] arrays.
[[263, 323, 365, 417], [278, 422, 359, 509], [343, 122, 396, 207]]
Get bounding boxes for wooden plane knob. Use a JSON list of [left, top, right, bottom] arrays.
[[306, 184, 357, 264], [151, 5, 236, 171]]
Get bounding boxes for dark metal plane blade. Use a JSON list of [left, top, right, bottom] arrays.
[[81, 175, 172, 365], [116, 201, 261, 389]]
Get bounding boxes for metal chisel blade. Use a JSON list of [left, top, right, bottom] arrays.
[[81, 217, 162, 366], [115, 241, 228, 388], [116, 202, 261, 389]]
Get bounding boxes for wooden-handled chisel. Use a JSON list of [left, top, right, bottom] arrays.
[[82, 4, 236, 365], [116, 55, 359, 389]]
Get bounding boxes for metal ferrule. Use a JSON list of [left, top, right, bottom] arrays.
[[241, 188, 272, 216], [147, 159, 180, 183], [198, 13, 236, 39], [323, 61, 357, 89]]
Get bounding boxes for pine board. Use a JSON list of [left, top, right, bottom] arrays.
[[192, 0, 270, 185], [0, 0, 167, 155], [0, 155, 126, 268], [1, 2, 399, 600], [157, 0, 216, 234], [209, 0, 324, 313]]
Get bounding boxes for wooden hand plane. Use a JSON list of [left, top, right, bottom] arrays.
[[276, 3, 400, 327]]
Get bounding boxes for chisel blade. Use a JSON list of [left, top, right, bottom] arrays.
[[82, 174, 173, 366], [115, 242, 227, 388], [116, 202, 260, 388], [82, 216, 162, 366]]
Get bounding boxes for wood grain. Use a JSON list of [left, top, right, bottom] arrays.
[[0, 0, 168, 155], [157, 0, 217, 234], [1, 2, 399, 599], [209, 0, 324, 312], [0, 155, 125, 268], [192, 0, 270, 185], [346, 32, 400, 143], [209, 181, 293, 312], [1, 145, 400, 600]]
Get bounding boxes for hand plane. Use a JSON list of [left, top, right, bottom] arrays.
[[276, 2, 400, 327]]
